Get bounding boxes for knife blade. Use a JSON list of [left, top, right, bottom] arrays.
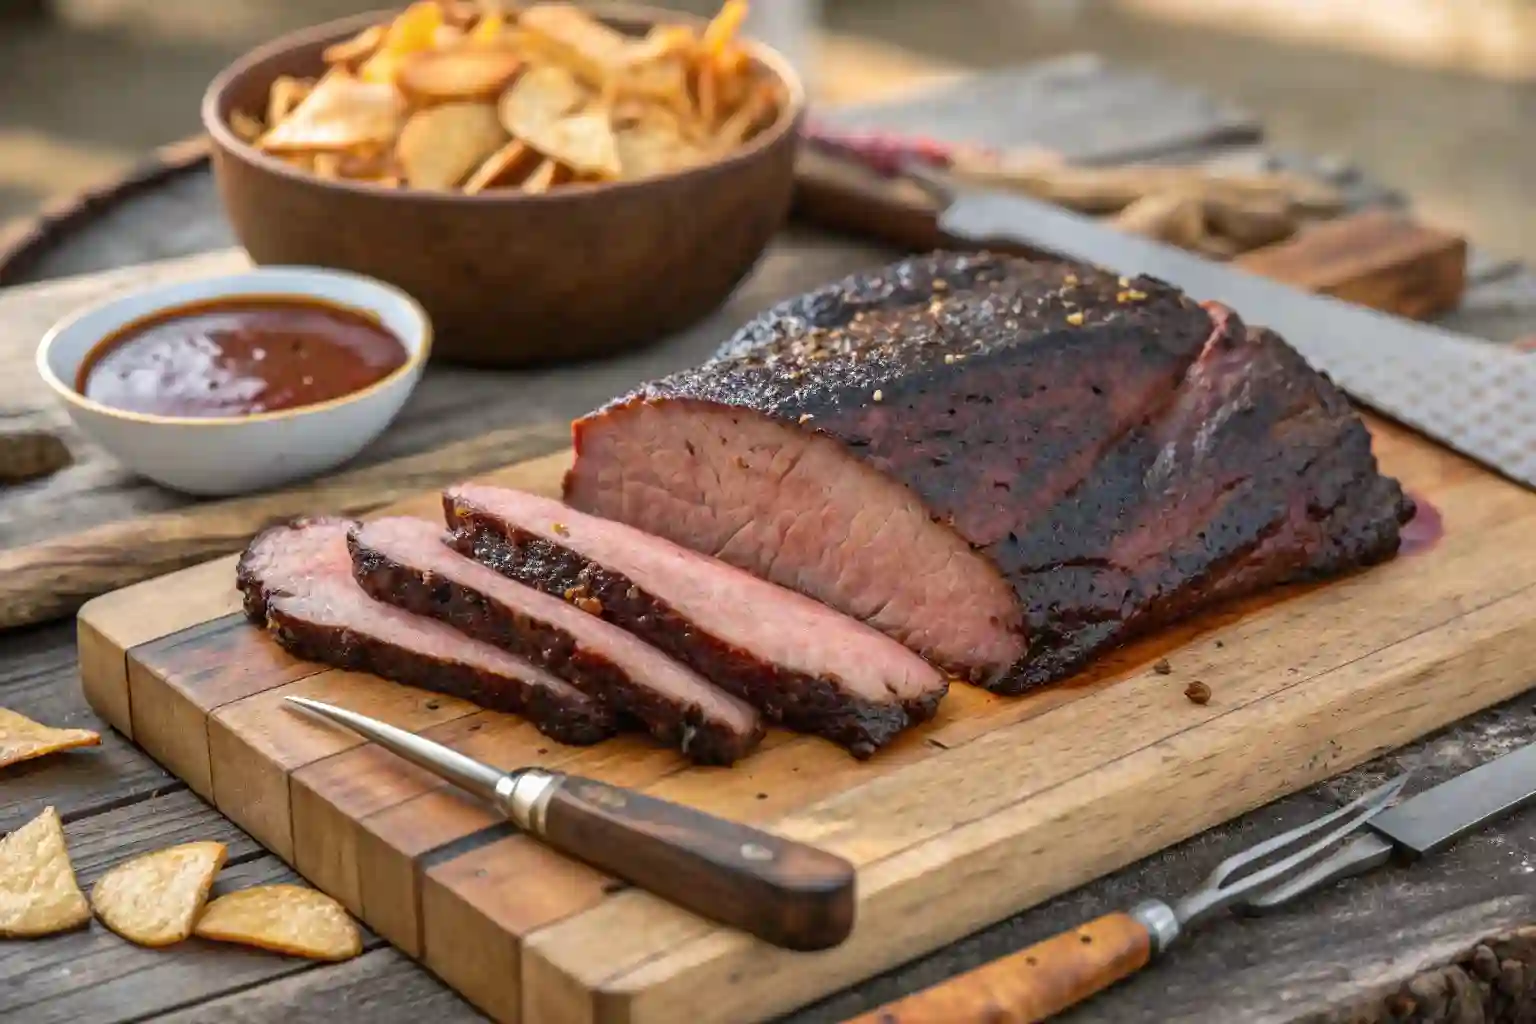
[[283, 696, 857, 951], [907, 166, 1536, 491], [1243, 740, 1536, 911]]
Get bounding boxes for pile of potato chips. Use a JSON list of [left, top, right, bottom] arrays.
[[0, 708, 360, 959], [230, 0, 785, 193]]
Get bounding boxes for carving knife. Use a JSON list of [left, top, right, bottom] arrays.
[[845, 740, 1536, 1023], [904, 165, 1536, 491], [283, 696, 856, 951]]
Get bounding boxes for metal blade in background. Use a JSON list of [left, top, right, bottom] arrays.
[[930, 181, 1536, 491], [1244, 741, 1536, 911], [1370, 740, 1536, 857]]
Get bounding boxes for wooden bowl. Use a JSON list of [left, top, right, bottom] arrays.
[[201, 5, 806, 368]]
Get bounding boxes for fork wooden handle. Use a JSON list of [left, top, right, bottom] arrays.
[[841, 912, 1153, 1024]]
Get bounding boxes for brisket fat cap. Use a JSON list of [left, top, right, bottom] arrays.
[[564, 251, 1414, 693], [348, 515, 764, 766], [441, 484, 948, 759], [235, 517, 617, 746]]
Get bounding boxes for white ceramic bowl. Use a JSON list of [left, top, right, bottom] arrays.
[[37, 265, 431, 497]]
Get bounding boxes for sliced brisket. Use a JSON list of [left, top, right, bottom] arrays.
[[349, 516, 763, 765], [442, 484, 948, 758], [235, 517, 616, 746], [564, 251, 1414, 693]]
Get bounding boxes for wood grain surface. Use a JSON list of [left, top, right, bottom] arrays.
[[77, 403, 1536, 1023]]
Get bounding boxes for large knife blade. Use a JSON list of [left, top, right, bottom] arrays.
[[1244, 740, 1536, 911], [912, 167, 1536, 490]]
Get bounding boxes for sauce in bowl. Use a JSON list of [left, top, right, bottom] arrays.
[[76, 297, 409, 419]]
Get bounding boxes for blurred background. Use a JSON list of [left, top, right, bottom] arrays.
[[0, 0, 1532, 262]]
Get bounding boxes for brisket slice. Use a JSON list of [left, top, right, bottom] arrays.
[[442, 484, 948, 759], [235, 517, 616, 746], [563, 251, 1415, 694], [349, 516, 762, 765]]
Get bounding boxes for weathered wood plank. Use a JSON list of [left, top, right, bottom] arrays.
[[54, 788, 264, 883], [141, 947, 486, 1024], [820, 53, 1262, 163], [0, 620, 178, 832], [0, 853, 382, 1024]]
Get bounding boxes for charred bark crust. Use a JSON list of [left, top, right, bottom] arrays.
[[447, 515, 944, 759], [349, 529, 760, 766]]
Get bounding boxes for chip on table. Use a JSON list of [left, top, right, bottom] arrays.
[[0, 708, 100, 770]]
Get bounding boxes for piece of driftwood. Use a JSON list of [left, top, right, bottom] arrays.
[[0, 410, 69, 484], [0, 421, 568, 630], [1322, 927, 1536, 1024]]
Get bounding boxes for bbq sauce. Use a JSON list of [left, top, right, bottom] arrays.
[[77, 297, 409, 418]]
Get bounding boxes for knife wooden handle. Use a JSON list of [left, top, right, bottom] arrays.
[[840, 912, 1153, 1023], [536, 774, 856, 951]]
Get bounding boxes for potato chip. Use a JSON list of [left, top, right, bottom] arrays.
[[518, 4, 634, 83], [91, 841, 227, 947], [358, 0, 444, 84], [397, 47, 522, 105], [243, 1, 777, 193], [259, 70, 404, 153], [696, 60, 718, 130], [0, 807, 90, 938], [520, 158, 563, 194], [229, 109, 265, 144], [518, 110, 620, 179], [467, 9, 508, 46], [265, 75, 313, 129], [464, 139, 540, 193], [322, 24, 385, 69], [396, 101, 508, 190], [714, 79, 777, 148], [498, 64, 589, 138], [277, 152, 318, 173], [615, 120, 705, 179], [194, 884, 362, 961], [631, 24, 699, 64], [0, 707, 100, 769]]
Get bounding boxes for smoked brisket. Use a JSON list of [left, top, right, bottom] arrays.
[[564, 251, 1415, 693], [443, 484, 949, 758], [235, 517, 616, 745], [349, 516, 763, 765]]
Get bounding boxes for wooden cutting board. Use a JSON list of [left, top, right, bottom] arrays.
[[76, 416, 1536, 1024]]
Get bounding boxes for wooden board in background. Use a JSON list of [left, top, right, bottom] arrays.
[[77, 415, 1536, 1024]]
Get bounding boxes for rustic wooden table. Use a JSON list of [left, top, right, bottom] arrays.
[[2, 50, 1535, 1024]]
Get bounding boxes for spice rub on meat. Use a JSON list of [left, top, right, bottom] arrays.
[[443, 484, 949, 758], [236, 516, 616, 746], [564, 251, 1414, 693], [349, 516, 763, 765]]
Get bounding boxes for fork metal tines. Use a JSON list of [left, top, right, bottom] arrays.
[[1132, 772, 1411, 954]]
